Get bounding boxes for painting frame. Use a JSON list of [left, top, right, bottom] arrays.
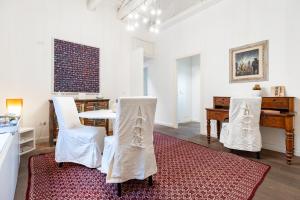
[[271, 86, 285, 97], [229, 40, 269, 83]]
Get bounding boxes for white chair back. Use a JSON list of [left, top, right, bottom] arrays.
[[110, 97, 157, 180], [220, 97, 262, 152], [52, 97, 81, 130], [229, 97, 262, 132]]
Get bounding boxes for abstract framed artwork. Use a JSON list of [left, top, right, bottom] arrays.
[[229, 40, 269, 83], [53, 39, 100, 93]]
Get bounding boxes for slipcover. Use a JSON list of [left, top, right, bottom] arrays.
[[101, 97, 157, 183], [220, 97, 262, 152], [52, 97, 106, 168]]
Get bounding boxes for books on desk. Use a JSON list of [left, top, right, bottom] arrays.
[[261, 109, 281, 114]]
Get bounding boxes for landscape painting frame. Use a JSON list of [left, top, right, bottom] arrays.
[[229, 40, 269, 83]]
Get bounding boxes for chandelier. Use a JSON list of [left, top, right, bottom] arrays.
[[123, 0, 162, 34]]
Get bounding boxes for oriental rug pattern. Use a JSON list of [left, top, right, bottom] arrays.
[[26, 133, 270, 200]]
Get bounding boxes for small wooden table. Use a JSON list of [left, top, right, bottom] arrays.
[[206, 97, 295, 165], [79, 110, 116, 136], [78, 110, 116, 120]]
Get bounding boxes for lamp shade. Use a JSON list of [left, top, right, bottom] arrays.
[[6, 99, 23, 116]]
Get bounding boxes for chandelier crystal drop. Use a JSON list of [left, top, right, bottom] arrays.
[[125, 0, 162, 34]]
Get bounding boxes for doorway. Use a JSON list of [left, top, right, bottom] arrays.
[[176, 54, 201, 136], [143, 56, 154, 96]]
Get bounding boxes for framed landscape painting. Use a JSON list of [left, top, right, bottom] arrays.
[[229, 40, 269, 83]]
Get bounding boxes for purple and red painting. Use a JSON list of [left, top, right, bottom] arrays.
[[54, 39, 100, 93]]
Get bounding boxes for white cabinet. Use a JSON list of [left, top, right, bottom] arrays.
[[19, 128, 35, 155], [0, 132, 19, 200]]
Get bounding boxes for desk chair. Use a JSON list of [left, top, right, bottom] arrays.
[[220, 97, 262, 158], [101, 97, 157, 197], [52, 97, 106, 168]]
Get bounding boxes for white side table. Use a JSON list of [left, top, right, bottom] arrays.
[[19, 128, 36, 155]]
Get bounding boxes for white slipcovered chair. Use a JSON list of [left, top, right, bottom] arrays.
[[52, 97, 106, 168], [220, 97, 262, 158], [101, 97, 157, 197]]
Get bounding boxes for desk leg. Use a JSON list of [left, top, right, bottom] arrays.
[[285, 131, 294, 165], [207, 119, 211, 144], [216, 121, 221, 140], [285, 117, 294, 165], [105, 119, 109, 135]]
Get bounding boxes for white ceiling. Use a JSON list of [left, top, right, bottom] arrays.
[[114, 0, 209, 22], [158, 0, 207, 22]]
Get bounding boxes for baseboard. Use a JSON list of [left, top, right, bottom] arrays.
[[155, 121, 178, 129], [36, 136, 49, 144], [178, 118, 193, 124], [200, 131, 218, 138], [262, 142, 285, 153], [263, 142, 300, 156], [295, 149, 300, 157]]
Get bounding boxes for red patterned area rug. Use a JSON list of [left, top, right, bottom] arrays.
[[26, 133, 270, 200]]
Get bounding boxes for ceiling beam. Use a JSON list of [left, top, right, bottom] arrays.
[[117, 0, 151, 20], [87, 0, 103, 11]]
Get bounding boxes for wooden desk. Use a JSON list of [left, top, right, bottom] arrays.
[[49, 99, 110, 146], [206, 97, 295, 165]]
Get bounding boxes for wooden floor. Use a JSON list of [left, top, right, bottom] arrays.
[[15, 145, 55, 200], [155, 122, 300, 200], [15, 122, 300, 200]]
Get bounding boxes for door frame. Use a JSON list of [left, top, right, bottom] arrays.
[[175, 53, 201, 128]]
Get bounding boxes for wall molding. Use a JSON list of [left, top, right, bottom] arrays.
[[262, 142, 285, 154], [155, 121, 178, 129], [262, 142, 300, 157], [36, 136, 49, 144], [201, 132, 300, 156]]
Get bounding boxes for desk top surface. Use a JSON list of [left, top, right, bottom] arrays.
[[49, 98, 109, 102], [206, 108, 296, 116]]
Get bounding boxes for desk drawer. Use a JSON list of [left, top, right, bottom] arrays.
[[214, 97, 230, 107], [262, 98, 289, 110], [84, 119, 95, 126], [84, 101, 109, 111], [207, 110, 229, 121], [95, 119, 106, 127], [261, 115, 285, 129]]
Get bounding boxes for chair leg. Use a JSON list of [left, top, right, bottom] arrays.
[[58, 162, 63, 168], [148, 175, 153, 186], [117, 183, 122, 197], [256, 152, 261, 159]]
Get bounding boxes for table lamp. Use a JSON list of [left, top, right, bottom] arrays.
[[6, 99, 23, 116]]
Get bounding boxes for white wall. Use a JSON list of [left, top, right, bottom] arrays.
[[0, 0, 135, 141], [177, 57, 193, 123], [130, 48, 144, 96], [191, 55, 201, 122], [151, 0, 300, 156]]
